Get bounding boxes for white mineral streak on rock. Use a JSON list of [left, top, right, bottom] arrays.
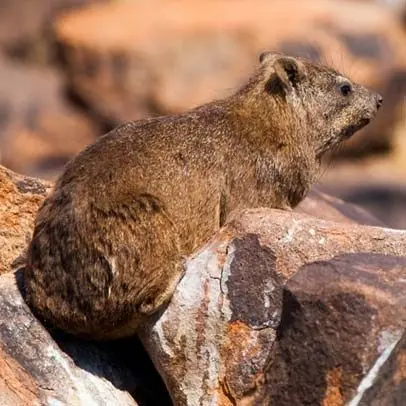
[[378, 329, 403, 354], [181, 249, 217, 405], [45, 346, 97, 406], [347, 334, 402, 406], [263, 279, 276, 310]]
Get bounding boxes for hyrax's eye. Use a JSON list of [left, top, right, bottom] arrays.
[[339, 83, 352, 96]]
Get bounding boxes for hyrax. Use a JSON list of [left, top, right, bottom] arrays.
[[25, 52, 382, 339]]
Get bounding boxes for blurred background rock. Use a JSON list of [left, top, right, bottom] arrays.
[[0, 0, 405, 228]]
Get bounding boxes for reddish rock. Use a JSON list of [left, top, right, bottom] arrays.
[[0, 56, 97, 179], [267, 252, 406, 405], [55, 0, 406, 157], [139, 209, 406, 405], [0, 166, 51, 275]]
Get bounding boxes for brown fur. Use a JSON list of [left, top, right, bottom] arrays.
[[24, 52, 382, 339]]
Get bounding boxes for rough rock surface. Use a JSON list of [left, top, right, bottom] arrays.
[[139, 210, 406, 405], [54, 0, 406, 157], [0, 166, 51, 274], [0, 56, 97, 179], [267, 250, 406, 405]]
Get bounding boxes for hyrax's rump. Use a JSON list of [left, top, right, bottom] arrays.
[[24, 52, 382, 339]]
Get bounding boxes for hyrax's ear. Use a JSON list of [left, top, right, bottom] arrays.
[[259, 51, 270, 64], [273, 56, 304, 89]]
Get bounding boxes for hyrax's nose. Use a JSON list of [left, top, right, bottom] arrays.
[[375, 93, 383, 109]]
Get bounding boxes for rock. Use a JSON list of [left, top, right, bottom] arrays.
[[367, 0, 406, 14], [0, 56, 97, 180], [323, 181, 406, 230], [0, 166, 51, 275], [266, 251, 406, 405], [55, 0, 406, 157], [0, 270, 140, 406], [139, 209, 406, 405], [296, 186, 385, 227]]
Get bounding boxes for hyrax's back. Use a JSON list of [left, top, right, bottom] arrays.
[[25, 52, 381, 339]]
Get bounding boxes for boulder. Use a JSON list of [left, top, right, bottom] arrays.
[[54, 0, 406, 157], [322, 181, 406, 230], [139, 209, 406, 405], [0, 56, 97, 180]]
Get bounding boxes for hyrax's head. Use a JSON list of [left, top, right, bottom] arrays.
[[241, 51, 382, 157]]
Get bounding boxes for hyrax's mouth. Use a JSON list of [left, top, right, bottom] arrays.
[[342, 118, 371, 140]]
